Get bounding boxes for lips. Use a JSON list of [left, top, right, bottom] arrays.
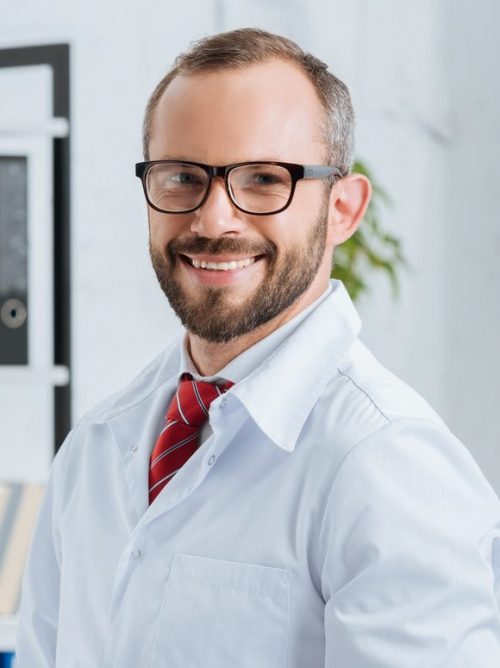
[[170, 236, 275, 268]]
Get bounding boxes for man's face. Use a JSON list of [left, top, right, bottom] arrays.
[[147, 59, 335, 343]]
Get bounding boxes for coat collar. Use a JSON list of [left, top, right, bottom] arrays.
[[228, 280, 361, 452]]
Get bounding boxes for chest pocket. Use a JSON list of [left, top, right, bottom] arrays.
[[151, 553, 290, 667]]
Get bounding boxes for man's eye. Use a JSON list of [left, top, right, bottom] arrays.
[[250, 172, 283, 186], [171, 172, 200, 185]]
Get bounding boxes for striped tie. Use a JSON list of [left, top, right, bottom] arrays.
[[148, 373, 233, 504]]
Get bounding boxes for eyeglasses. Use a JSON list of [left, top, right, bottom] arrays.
[[135, 160, 343, 215]]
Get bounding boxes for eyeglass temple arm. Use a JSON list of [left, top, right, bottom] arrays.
[[302, 165, 343, 179]]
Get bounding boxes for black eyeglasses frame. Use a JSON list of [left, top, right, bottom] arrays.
[[135, 159, 344, 215]]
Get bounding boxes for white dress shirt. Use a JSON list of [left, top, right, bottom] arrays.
[[17, 280, 500, 667]]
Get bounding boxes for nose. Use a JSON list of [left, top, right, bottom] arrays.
[[189, 177, 247, 238]]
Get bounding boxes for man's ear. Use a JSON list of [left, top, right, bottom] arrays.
[[326, 173, 372, 245]]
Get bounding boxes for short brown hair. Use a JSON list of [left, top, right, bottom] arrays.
[[142, 28, 354, 173]]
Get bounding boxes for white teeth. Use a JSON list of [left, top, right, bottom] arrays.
[[190, 257, 257, 271]]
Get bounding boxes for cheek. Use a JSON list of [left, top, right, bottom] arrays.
[[148, 211, 182, 246], [260, 211, 296, 248], [267, 216, 310, 257]]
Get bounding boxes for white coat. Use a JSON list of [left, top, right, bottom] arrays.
[[17, 281, 500, 667]]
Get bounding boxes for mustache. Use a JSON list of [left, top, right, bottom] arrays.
[[168, 236, 276, 259]]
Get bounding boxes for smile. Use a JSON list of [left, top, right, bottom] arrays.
[[182, 255, 259, 271]]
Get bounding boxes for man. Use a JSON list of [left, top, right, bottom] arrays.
[[17, 28, 500, 667]]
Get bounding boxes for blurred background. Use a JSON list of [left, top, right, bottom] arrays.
[[0, 0, 499, 659]]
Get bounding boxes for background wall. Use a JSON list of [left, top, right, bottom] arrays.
[[1, 0, 499, 491]]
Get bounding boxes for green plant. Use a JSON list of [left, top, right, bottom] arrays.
[[331, 160, 406, 301]]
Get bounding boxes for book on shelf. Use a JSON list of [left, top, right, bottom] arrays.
[[0, 482, 45, 617]]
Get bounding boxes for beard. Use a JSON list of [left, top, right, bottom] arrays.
[[149, 198, 329, 343]]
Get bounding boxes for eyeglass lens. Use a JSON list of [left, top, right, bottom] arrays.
[[145, 163, 293, 214]]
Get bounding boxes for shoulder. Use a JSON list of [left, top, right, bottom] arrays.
[[338, 338, 446, 426], [56, 338, 181, 464], [309, 338, 449, 467], [316, 338, 500, 533], [302, 336, 487, 509]]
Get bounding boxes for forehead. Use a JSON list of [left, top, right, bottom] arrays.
[[148, 59, 327, 163]]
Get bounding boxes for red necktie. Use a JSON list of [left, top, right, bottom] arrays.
[[148, 373, 233, 504]]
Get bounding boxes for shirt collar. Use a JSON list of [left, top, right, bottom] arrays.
[[230, 280, 361, 452], [179, 283, 333, 385], [179, 280, 361, 452]]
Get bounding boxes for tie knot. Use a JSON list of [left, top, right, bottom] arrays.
[[167, 373, 233, 428]]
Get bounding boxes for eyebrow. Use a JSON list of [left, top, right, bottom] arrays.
[[154, 154, 186, 161], [151, 155, 297, 164]]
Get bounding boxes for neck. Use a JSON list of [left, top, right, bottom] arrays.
[[187, 278, 329, 376], [188, 320, 277, 377]]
